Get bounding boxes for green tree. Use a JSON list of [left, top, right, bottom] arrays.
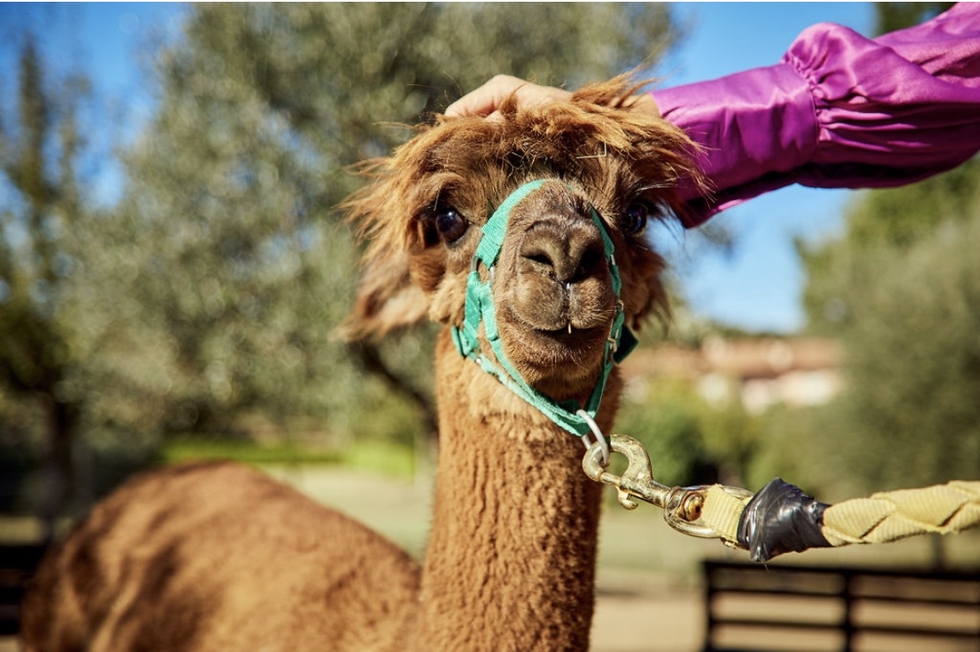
[[108, 4, 684, 442], [0, 41, 90, 533], [801, 159, 980, 335], [798, 164, 980, 494], [1, 35, 192, 524], [836, 213, 980, 490]]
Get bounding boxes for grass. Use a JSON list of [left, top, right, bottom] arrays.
[[338, 439, 420, 478], [159, 435, 417, 478]]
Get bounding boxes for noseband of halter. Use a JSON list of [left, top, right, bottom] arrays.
[[451, 179, 638, 438]]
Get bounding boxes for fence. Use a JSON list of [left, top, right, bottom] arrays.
[[703, 560, 980, 652]]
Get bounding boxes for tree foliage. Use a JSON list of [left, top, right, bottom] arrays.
[[873, 2, 955, 35], [799, 161, 980, 490], [801, 207, 980, 491], [800, 159, 980, 335], [0, 39, 102, 521]]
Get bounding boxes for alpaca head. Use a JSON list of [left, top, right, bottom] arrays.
[[342, 77, 700, 402]]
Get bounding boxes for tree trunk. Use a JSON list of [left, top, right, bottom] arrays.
[[39, 395, 78, 543]]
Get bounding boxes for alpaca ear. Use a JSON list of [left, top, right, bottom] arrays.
[[336, 248, 430, 342]]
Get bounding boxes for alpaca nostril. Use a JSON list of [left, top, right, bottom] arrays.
[[520, 226, 606, 285], [525, 250, 556, 271], [568, 243, 605, 284], [520, 237, 562, 280]]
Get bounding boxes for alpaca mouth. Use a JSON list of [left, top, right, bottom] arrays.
[[504, 301, 611, 345], [541, 323, 604, 337], [520, 309, 613, 337], [510, 316, 612, 373], [507, 323, 613, 398], [506, 275, 618, 333], [534, 323, 608, 348], [499, 281, 619, 374]]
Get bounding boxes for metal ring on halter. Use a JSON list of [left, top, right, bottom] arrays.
[[577, 409, 610, 467]]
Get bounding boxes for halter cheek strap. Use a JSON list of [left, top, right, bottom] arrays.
[[450, 179, 638, 438]]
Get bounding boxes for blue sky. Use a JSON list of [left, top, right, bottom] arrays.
[[1, 2, 875, 334]]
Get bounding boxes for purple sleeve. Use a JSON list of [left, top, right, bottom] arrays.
[[653, 3, 980, 228]]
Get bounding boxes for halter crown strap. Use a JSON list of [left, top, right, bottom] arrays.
[[450, 179, 637, 438]]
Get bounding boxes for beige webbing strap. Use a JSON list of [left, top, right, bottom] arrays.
[[701, 485, 751, 547], [699, 480, 980, 552]]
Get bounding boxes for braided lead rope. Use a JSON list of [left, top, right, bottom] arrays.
[[820, 480, 980, 545], [698, 479, 980, 561]]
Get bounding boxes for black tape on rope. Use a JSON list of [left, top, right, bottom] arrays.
[[736, 478, 833, 562]]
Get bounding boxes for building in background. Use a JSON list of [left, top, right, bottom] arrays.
[[624, 338, 842, 415]]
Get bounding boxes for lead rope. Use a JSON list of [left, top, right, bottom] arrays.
[[584, 433, 980, 562], [699, 475, 980, 560]]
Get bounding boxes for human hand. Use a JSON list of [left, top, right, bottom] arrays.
[[445, 74, 659, 119], [445, 75, 571, 118]]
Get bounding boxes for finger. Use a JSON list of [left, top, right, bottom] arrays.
[[445, 75, 527, 117], [444, 92, 496, 117]]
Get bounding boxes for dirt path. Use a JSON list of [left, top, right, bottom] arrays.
[[592, 579, 702, 652]]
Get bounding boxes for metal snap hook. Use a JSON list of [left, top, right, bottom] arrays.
[[582, 433, 753, 542]]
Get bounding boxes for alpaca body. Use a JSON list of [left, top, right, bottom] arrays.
[[22, 461, 420, 651], [22, 77, 698, 651]]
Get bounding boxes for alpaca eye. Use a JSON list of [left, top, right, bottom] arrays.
[[621, 200, 656, 237], [433, 208, 469, 244]]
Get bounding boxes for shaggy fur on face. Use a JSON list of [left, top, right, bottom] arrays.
[[342, 75, 700, 399]]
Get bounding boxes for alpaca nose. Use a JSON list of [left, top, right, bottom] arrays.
[[519, 218, 607, 286]]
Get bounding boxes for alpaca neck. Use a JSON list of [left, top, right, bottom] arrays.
[[410, 329, 620, 651]]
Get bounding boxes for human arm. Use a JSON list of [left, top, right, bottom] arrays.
[[656, 2, 980, 226]]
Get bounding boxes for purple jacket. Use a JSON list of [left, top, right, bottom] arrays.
[[653, 3, 980, 227]]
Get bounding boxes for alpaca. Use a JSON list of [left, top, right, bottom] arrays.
[[21, 76, 699, 651]]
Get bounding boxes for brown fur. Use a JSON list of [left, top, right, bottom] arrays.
[[21, 75, 700, 651]]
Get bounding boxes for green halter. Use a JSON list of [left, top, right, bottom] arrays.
[[450, 179, 638, 438]]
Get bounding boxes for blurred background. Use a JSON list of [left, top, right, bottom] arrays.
[[1, 3, 978, 649]]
